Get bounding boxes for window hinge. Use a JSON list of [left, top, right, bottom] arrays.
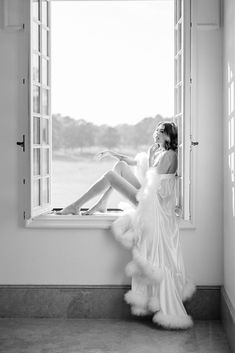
[[190, 78, 192, 84], [23, 211, 26, 220]]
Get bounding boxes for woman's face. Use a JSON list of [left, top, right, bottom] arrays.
[[153, 124, 169, 145]]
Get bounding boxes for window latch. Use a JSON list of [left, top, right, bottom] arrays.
[[191, 141, 199, 146], [16, 135, 25, 152]]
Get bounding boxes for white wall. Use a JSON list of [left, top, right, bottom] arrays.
[[0, 0, 223, 286], [223, 0, 235, 309]]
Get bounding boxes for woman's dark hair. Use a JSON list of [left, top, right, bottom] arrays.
[[158, 121, 178, 151]]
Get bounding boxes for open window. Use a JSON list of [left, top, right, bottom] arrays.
[[27, 0, 193, 227], [30, 0, 52, 217], [174, 0, 192, 221]]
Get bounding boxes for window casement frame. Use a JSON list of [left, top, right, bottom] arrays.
[[29, 0, 52, 218], [25, 0, 196, 229], [174, 0, 198, 229]]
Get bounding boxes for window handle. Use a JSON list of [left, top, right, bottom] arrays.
[[16, 135, 25, 152], [191, 141, 199, 146]]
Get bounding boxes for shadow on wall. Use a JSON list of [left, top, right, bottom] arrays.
[[227, 62, 235, 217]]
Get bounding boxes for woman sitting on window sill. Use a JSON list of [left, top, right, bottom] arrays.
[[57, 121, 196, 330], [57, 121, 178, 216]]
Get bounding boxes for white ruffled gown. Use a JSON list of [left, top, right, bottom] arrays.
[[111, 152, 196, 329]]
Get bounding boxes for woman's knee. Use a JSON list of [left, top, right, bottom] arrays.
[[104, 170, 116, 182], [113, 160, 128, 173]]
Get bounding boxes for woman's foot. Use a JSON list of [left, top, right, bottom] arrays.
[[56, 203, 80, 215], [81, 200, 107, 215]]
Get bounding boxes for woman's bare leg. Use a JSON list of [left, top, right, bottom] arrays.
[[81, 186, 113, 215], [58, 175, 110, 214], [82, 161, 141, 214], [59, 163, 139, 215]]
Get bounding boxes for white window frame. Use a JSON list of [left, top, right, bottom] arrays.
[[25, 0, 196, 229], [174, 0, 192, 223], [29, 0, 52, 218]]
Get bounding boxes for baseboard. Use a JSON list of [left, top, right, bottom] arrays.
[[0, 285, 221, 320], [221, 286, 235, 353]]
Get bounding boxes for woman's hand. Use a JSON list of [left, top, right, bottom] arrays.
[[96, 150, 137, 166], [96, 150, 112, 160], [148, 143, 159, 166], [149, 143, 159, 153], [96, 150, 122, 160]]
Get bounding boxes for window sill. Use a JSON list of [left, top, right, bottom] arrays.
[[25, 212, 120, 229], [25, 212, 196, 230]]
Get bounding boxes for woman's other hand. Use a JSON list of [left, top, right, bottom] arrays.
[[96, 150, 122, 160], [96, 150, 112, 160]]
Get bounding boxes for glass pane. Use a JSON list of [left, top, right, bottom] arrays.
[[33, 85, 40, 114], [42, 58, 48, 86], [33, 55, 40, 82], [33, 148, 40, 175], [177, 0, 182, 22], [42, 29, 48, 56], [33, 179, 41, 207], [176, 115, 182, 145], [177, 85, 182, 115], [42, 118, 49, 144], [177, 145, 182, 177], [176, 54, 182, 84], [42, 0, 49, 26], [43, 148, 49, 175], [33, 0, 40, 21], [33, 22, 40, 52], [42, 88, 49, 115], [42, 178, 50, 204], [33, 117, 40, 144], [176, 177, 183, 207], [177, 23, 182, 53]]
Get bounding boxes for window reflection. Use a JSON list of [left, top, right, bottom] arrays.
[[33, 179, 41, 207], [42, 88, 49, 115], [42, 29, 48, 56], [42, 58, 48, 86], [42, 0, 49, 26], [33, 55, 40, 82], [33, 22, 40, 52], [33, 85, 40, 113], [33, 148, 40, 176], [42, 118, 49, 144], [33, 0, 40, 21], [43, 178, 50, 204], [227, 62, 235, 216], [33, 117, 40, 144]]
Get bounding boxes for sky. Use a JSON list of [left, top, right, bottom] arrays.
[[51, 0, 174, 126]]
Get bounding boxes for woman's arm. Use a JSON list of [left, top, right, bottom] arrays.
[[97, 150, 137, 166], [147, 144, 159, 167]]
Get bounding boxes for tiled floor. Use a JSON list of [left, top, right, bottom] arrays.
[[0, 319, 231, 353]]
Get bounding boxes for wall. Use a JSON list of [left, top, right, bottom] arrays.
[[223, 0, 235, 309], [0, 0, 223, 286]]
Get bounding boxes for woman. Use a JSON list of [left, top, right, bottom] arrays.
[[58, 121, 178, 215], [110, 121, 196, 330], [58, 121, 196, 329]]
